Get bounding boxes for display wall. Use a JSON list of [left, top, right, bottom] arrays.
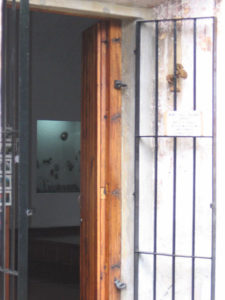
[[30, 12, 97, 228], [37, 120, 80, 194]]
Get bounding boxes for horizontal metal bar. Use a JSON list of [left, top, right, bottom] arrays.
[[135, 251, 212, 260], [136, 135, 213, 139], [0, 267, 18, 276], [137, 17, 215, 24]]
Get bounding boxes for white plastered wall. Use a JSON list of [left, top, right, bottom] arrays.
[[135, 1, 225, 300], [121, 1, 225, 299], [120, 19, 137, 300]]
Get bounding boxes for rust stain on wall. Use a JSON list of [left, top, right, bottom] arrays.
[[199, 36, 212, 52]]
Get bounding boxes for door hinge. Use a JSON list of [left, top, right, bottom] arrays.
[[114, 80, 127, 90], [112, 37, 121, 43], [114, 278, 126, 290]]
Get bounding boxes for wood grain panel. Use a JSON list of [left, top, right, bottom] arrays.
[[81, 23, 98, 300], [106, 20, 122, 300], [81, 20, 121, 300]]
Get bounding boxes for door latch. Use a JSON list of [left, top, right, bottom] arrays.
[[26, 208, 34, 217], [114, 80, 127, 90], [114, 278, 126, 290]]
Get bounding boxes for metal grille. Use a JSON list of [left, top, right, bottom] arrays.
[[0, 0, 30, 299], [134, 17, 215, 300]]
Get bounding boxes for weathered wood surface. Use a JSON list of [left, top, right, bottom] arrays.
[[80, 20, 122, 300]]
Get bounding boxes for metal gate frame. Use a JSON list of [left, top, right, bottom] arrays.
[[134, 17, 216, 300], [0, 0, 30, 299]]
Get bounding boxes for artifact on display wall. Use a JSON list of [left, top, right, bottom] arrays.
[[36, 120, 80, 193]]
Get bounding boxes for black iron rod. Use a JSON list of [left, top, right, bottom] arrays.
[[135, 251, 212, 260], [153, 20, 159, 300], [211, 17, 216, 300], [137, 17, 214, 24], [134, 21, 141, 300], [17, 0, 30, 299], [192, 137, 196, 300], [1, 0, 8, 299], [172, 20, 177, 300], [9, 1, 18, 299], [136, 135, 213, 139], [191, 18, 197, 300]]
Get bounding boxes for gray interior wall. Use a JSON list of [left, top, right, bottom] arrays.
[[30, 12, 97, 228]]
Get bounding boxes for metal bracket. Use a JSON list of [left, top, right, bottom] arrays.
[[114, 80, 127, 90], [26, 208, 34, 217], [112, 37, 121, 43], [114, 278, 126, 290]]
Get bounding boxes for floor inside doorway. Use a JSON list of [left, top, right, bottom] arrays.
[[28, 227, 80, 300], [29, 280, 79, 300]]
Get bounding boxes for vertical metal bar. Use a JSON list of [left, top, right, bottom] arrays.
[[191, 18, 197, 300], [17, 0, 30, 299], [172, 20, 177, 300], [153, 20, 159, 300], [1, 0, 8, 299], [9, 1, 17, 299], [134, 21, 141, 300], [193, 20, 197, 112], [211, 17, 216, 300]]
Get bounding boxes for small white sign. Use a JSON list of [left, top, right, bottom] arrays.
[[164, 111, 203, 136]]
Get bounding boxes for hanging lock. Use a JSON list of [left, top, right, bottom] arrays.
[[114, 80, 127, 90], [114, 278, 127, 290]]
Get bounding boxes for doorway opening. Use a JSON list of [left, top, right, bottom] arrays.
[[2, 5, 122, 299], [28, 11, 98, 300]]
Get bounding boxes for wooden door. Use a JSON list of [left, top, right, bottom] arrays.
[[80, 20, 122, 300]]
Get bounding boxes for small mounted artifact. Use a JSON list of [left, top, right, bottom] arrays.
[[66, 160, 74, 171], [60, 132, 68, 141], [43, 158, 52, 165], [166, 64, 188, 92]]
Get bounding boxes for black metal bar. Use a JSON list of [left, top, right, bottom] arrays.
[[192, 18, 197, 300], [153, 20, 159, 300], [17, 0, 30, 299], [137, 17, 215, 24], [9, 2, 18, 299], [135, 251, 212, 260], [136, 135, 213, 139], [1, 0, 8, 299], [192, 136, 196, 300], [134, 20, 141, 300], [172, 20, 177, 300], [193, 20, 197, 112], [135, 17, 215, 300], [211, 17, 216, 300]]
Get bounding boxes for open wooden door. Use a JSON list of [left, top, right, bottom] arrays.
[[81, 20, 122, 300]]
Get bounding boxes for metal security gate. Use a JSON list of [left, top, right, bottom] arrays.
[[0, 0, 30, 299], [135, 17, 215, 300]]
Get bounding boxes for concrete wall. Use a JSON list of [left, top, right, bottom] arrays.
[[138, 19, 213, 300], [129, 2, 223, 300], [121, 1, 224, 300]]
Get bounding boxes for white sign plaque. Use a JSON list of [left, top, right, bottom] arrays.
[[164, 111, 203, 136]]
